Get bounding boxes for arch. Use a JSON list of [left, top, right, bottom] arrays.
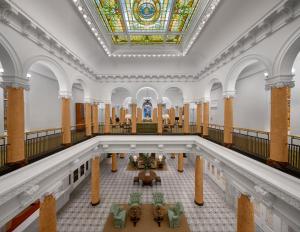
[[135, 86, 159, 101], [24, 55, 70, 92], [0, 33, 23, 77], [163, 86, 184, 106], [71, 78, 91, 101], [122, 96, 132, 109], [111, 87, 131, 107], [225, 54, 271, 93], [273, 25, 300, 76], [204, 78, 223, 101]]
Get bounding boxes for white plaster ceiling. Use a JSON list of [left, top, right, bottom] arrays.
[[11, 0, 282, 76]]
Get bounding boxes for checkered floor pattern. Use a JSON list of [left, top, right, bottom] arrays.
[[57, 155, 236, 232]]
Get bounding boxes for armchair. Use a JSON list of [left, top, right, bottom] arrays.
[[129, 192, 143, 207], [152, 192, 165, 207], [168, 202, 184, 228], [110, 204, 126, 229]]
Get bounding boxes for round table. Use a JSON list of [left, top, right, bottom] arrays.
[[138, 170, 157, 186]]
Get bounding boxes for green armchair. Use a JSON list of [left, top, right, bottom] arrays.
[[168, 202, 184, 228], [152, 192, 165, 207], [110, 203, 126, 229], [129, 192, 143, 207]]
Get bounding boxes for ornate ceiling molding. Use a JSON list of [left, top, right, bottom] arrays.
[[198, 0, 300, 79], [95, 74, 200, 83], [0, 0, 97, 80]]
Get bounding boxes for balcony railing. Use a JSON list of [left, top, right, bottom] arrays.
[[25, 128, 63, 161], [1, 122, 299, 177]]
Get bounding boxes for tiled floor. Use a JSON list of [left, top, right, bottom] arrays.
[[57, 155, 236, 232]]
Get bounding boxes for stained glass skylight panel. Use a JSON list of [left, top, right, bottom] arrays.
[[94, 0, 200, 45]]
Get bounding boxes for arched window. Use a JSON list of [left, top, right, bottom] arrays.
[[142, 98, 152, 119]]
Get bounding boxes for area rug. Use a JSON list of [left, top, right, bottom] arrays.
[[103, 204, 190, 232]]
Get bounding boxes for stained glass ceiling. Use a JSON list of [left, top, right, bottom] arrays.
[[93, 0, 200, 45]]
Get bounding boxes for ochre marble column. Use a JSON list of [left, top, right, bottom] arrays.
[[7, 87, 25, 164], [196, 103, 202, 134], [112, 153, 117, 172], [178, 107, 183, 126], [39, 195, 57, 232], [92, 103, 99, 134], [137, 107, 142, 123], [85, 103, 92, 136], [91, 156, 100, 206], [104, 104, 111, 134], [111, 107, 116, 125], [224, 97, 233, 145], [61, 97, 71, 145], [131, 103, 137, 134], [184, 103, 190, 134], [153, 108, 158, 123], [120, 107, 124, 124], [178, 153, 184, 172], [158, 104, 163, 134], [269, 87, 289, 165], [203, 102, 209, 136], [170, 107, 175, 125], [237, 194, 254, 232], [195, 156, 204, 206]]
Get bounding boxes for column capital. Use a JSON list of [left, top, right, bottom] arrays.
[[0, 75, 30, 90], [84, 97, 94, 104], [58, 90, 72, 99], [265, 74, 295, 90], [201, 97, 210, 103], [103, 100, 111, 105], [223, 91, 236, 99]]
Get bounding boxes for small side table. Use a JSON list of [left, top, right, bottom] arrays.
[[129, 206, 142, 227]]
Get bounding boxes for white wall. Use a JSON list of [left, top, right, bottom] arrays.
[[291, 52, 300, 135], [210, 83, 224, 125], [233, 63, 270, 131], [27, 64, 60, 130]]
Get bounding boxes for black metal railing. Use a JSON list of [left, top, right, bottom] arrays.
[[71, 125, 87, 144], [208, 124, 224, 144], [288, 135, 300, 170], [232, 128, 270, 161], [0, 136, 7, 169], [25, 128, 63, 161]]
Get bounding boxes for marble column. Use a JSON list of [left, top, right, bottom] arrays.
[[111, 107, 116, 125], [112, 153, 117, 172], [61, 96, 71, 145], [203, 102, 209, 136], [178, 153, 184, 172], [104, 103, 110, 134], [91, 156, 100, 206], [184, 103, 190, 134], [153, 108, 158, 123], [92, 103, 99, 134], [170, 107, 175, 125], [178, 107, 183, 126], [224, 94, 234, 145], [137, 107, 142, 123], [158, 104, 163, 134], [84, 102, 92, 136], [196, 102, 202, 134], [120, 107, 124, 124], [237, 194, 254, 232], [195, 156, 204, 206], [7, 87, 25, 164], [266, 76, 294, 167], [39, 194, 57, 232], [131, 103, 137, 134]]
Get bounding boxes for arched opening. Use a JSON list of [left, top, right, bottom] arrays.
[[71, 80, 87, 129], [164, 87, 184, 120], [111, 87, 131, 121], [209, 82, 223, 125], [136, 87, 158, 120]]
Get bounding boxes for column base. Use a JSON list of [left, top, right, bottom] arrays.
[[224, 143, 232, 148], [62, 143, 72, 147], [111, 170, 117, 172], [7, 159, 27, 168], [267, 159, 288, 170], [90, 200, 100, 206], [194, 200, 204, 206], [177, 170, 184, 173]]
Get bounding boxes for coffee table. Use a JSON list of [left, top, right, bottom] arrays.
[[138, 170, 157, 186]]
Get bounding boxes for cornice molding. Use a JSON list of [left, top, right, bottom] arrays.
[[95, 74, 200, 83], [198, 0, 300, 80], [0, 0, 97, 80]]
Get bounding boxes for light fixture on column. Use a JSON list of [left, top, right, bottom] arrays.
[[0, 68, 4, 73], [291, 68, 296, 75], [26, 73, 32, 78], [264, 72, 269, 78]]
